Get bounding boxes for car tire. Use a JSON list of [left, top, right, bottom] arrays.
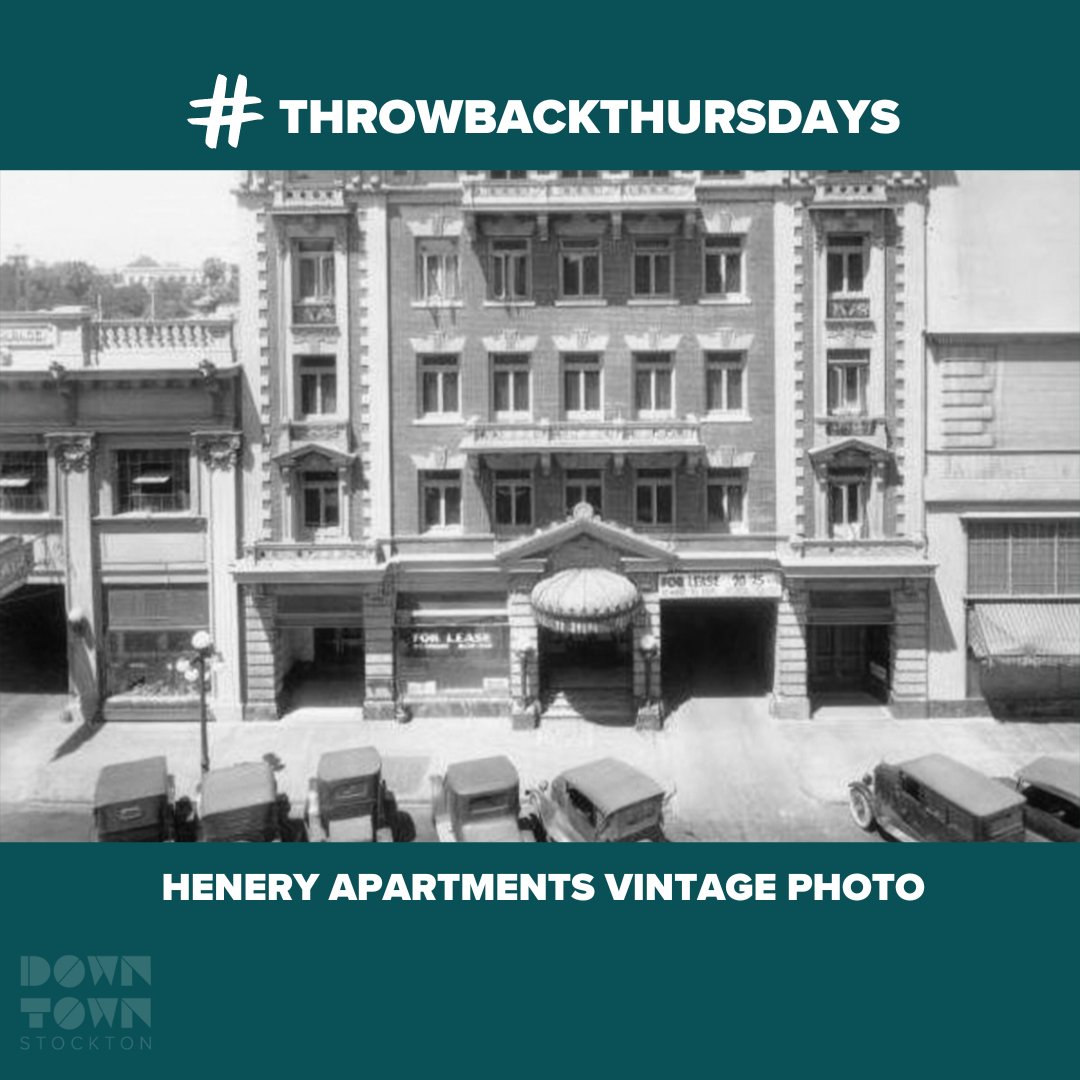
[[848, 784, 876, 831]]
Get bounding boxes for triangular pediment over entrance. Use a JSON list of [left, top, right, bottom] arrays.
[[496, 503, 676, 570], [271, 442, 356, 471]]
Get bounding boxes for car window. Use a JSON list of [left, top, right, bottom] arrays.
[[566, 785, 599, 829], [1026, 786, 1080, 828], [468, 791, 513, 818], [900, 774, 922, 800]]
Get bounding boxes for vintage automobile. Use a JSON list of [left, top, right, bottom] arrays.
[[305, 746, 394, 842], [848, 753, 1027, 842], [528, 757, 667, 842], [1001, 756, 1080, 842], [198, 761, 284, 842], [91, 756, 175, 842], [430, 755, 536, 842]]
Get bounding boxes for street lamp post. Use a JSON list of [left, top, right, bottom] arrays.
[[639, 632, 658, 704], [177, 631, 215, 774]]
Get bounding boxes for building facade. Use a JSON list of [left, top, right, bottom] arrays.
[[0, 310, 243, 722], [230, 169, 934, 726]]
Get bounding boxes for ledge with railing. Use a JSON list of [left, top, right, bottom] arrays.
[[462, 174, 698, 211], [291, 301, 338, 326], [826, 296, 872, 320], [815, 414, 890, 440], [94, 319, 234, 363], [460, 417, 703, 454]]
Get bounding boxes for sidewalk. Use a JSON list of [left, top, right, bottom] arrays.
[[3, 693, 1077, 828]]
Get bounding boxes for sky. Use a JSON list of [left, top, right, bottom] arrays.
[[0, 171, 242, 269]]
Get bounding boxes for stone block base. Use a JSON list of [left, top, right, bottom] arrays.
[[362, 700, 399, 722], [771, 695, 811, 719], [511, 702, 541, 730], [243, 703, 280, 722], [889, 699, 930, 720], [635, 701, 664, 731]]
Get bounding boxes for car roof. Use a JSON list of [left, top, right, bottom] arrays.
[[1017, 756, 1080, 804], [899, 754, 1025, 817], [317, 746, 381, 782], [446, 755, 519, 796], [94, 756, 169, 805], [201, 761, 277, 814], [559, 758, 664, 815]]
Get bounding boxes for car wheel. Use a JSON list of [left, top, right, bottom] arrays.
[[848, 785, 876, 831]]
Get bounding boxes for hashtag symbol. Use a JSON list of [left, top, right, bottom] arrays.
[[187, 74, 264, 149]]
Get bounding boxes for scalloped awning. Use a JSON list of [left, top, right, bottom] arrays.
[[531, 567, 640, 638]]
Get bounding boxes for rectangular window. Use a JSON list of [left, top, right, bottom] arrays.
[[705, 352, 746, 413], [631, 170, 671, 178], [826, 234, 867, 294], [491, 355, 531, 418], [296, 238, 335, 301], [706, 470, 747, 531], [297, 355, 337, 417], [827, 350, 869, 416], [422, 471, 462, 531], [968, 520, 1080, 596], [633, 238, 673, 296], [565, 470, 603, 517], [0, 450, 48, 514], [493, 471, 533, 527], [634, 353, 674, 416], [116, 449, 190, 514], [488, 170, 527, 179], [419, 356, 460, 417], [827, 477, 867, 540], [416, 240, 461, 302], [489, 239, 530, 301], [563, 354, 603, 417], [635, 468, 674, 526], [301, 470, 340, 531], [703, 235, 744, 296], [559, 170, 599, 178], [560, 239, 601, 298]]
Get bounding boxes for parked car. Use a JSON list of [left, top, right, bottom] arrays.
[[431, 755, 536, 841], [528, 757, 666, 842], [198, 761, 283, 842], [1001, 756, 1079, 842], [306, 746, 393, 842], [91, 756, 175, 842], [848, 753, 1026, 842]]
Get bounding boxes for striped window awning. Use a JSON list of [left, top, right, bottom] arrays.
[[531, 567, 640, 638], [968, 603, 1080, 667]]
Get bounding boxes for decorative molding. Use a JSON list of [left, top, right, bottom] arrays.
[[46, 431, 94, 473], [700, 208, 752, 235], [482, 330, 538, 354], [401, 209, 464, 238], [409, 333, 466, 355], [624, 213, 681, 237], [193, 431, 243, 471], [477, 216, 535, 238], [697, 328, 754, 352], [552, 329, 609, 353], [624, 330, 682, 352], [411, 448, 466, 471]]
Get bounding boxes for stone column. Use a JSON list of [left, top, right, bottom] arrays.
[[774, 583, 811, 718], [47, 432, 99, 723], [508, 578, 540, 729], [194, 432, 243, 722], [242, 585, 279, 721], [362, 586, 397, 720], [891, 579, 930, 718]]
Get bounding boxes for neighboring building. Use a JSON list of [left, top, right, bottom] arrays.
[[231, 169, 933, 725], [0, 308, 243, 722], [925, 172, 1080, 715], [117, 257, 202, 288]]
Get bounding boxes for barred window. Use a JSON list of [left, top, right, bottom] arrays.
[[0, 450, 48, 514], [116, 449, 190, 514], [967, 520, 1080, 596]]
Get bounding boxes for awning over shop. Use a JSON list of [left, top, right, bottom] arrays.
[[968, 603, 1080, 667], [531, 567, 640, 638]]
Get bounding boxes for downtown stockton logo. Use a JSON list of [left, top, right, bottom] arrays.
[[18, 955, 151, 1053]]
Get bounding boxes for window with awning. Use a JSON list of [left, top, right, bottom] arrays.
[[968, 603, 1080, 667]]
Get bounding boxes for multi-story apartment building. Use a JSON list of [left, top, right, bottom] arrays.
[[0, 309, 243, 722], [924, 172, 1080, 715], [231, 169, 933, 726]]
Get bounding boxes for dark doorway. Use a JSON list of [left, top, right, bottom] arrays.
[[0, 584, 67, 693], [539, 627, 633, 724], [283, 626, 365, 711], [808, 624, 891, 702], [661, 600, 775, 701]]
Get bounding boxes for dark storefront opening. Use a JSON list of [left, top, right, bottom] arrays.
[[0, 583, 67, 693], [806, 591, 893, 704], [661, 600, 775, 702], [278, 592, 365, 711], [539, 626, 634, 724]]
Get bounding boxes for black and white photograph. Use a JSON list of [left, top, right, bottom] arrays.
[[1, 169, 1078, 842]]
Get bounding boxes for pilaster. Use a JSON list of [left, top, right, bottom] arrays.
[[242, 585, 280, 721], [891, 580, 929, 716], [773, 584, 811, 718], [361, 586, 396, 720]]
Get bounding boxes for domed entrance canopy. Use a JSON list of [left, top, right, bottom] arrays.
[[530, 567, 640, 638]]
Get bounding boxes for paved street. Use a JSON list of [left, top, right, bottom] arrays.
[[3, 684, 1077, 842]]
